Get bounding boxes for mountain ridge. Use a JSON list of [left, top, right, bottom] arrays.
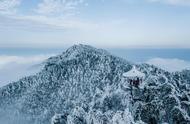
[[0, 44, 190, 124]]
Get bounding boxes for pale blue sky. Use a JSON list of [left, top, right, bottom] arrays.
[[0, 0, 190, 48]]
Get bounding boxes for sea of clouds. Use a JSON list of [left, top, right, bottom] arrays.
[[0, 54, 52, 87]]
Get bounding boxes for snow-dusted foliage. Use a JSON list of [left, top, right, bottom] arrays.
[[51, 114, 67, 124], [0, 44, 189, 124]]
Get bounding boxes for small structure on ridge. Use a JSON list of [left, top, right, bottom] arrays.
[[123, 66, 145, 88]]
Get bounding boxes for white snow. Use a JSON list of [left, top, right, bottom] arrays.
[[123, 66, 145, 78]]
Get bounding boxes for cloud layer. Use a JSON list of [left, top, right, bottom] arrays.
[[146, 58, 190, 72], [148, 0, 190, 6], [0, 55, 52, 87], [0, 0, 190, 48], [35, 0, 85, 16], [1, 0, 190, 29], [0, 0, 92, 30], [0, 0, 21, 14]]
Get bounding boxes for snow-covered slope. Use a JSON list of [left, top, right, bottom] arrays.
[[0, 44, 189, 124]]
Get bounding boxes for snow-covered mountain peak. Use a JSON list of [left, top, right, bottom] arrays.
[[0, 45, 189, 124], [45, 44, 112, 66], [65, 44, 108, 54]]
